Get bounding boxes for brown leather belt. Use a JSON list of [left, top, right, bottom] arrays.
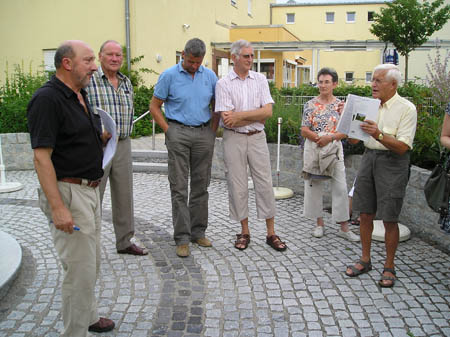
[[59, 177, 101, 188], [225, 128, 262, 136]]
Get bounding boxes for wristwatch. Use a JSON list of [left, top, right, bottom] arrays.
[[377, 131, 384, 141]]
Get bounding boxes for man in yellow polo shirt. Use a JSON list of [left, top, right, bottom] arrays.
[[345, 64, 417, 288]]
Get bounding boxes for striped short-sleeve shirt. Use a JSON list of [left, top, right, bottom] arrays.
[[86, 67, 134, 138], [215, 69, 274, 133]]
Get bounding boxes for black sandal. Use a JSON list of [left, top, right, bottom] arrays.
[[266, 235, 287, 251], [345, 259, 372, 277], [350, 219, 360, 226], [235, 234, 250, 250], [379, 268, 396, 288]]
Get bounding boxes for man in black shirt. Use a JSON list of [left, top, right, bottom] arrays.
[[28, 40, 114, 336]]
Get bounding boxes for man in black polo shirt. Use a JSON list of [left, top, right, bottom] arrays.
[[28, 40, 114, 336]]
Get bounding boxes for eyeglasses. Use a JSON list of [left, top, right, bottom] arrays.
[[240, 54, 254, 59], [371, 78, 390, 84]]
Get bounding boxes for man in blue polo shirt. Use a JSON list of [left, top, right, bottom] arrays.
[[150, 38, 218, 257]]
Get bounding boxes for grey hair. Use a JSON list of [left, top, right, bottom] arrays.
[[184, 38, 206, 57], [374, 64, 401, 85], [230, 39, 252, 59], [54, 42, 75, 69], [99, 40, 121, 53], [317, 67, 338, 83]]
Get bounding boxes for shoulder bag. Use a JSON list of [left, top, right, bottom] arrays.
[[424, 153, 450, 215]]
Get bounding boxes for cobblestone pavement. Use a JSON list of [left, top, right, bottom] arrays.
[[1, 169, 449, 337]]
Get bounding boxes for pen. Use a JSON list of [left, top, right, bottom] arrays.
[[50, 221, 80, 231]]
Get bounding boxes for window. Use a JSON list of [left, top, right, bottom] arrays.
[[365, 72, 372, 83], [345, 72, 354, 83], [368, 11, 374, 22], [299, 66, 311, 85], [43, 49, 56, 72], [248, 0, 252, 15], [251, 60, 275, 82], [283, 60, 296, 88], [176, 52, 182, 64], [346, 11, 356, 23], [286, 13, 295, 24], [326, 12, 335, 23]]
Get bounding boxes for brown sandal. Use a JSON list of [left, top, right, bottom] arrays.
[[235, 234, 250, 250], [266, 235, 287, 251]]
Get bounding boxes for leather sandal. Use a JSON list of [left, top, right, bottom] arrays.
[[235, 234, 250, 250], [379, 268, 396, 288], [266, 235, 287, 251], [345, 259, 372, 277]]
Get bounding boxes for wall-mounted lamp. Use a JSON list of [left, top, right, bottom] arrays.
[[182, 23, 190, 30], [156, 54, 162, 63]]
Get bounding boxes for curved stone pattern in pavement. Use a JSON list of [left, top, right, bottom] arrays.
[[0, 170, 449, 337]]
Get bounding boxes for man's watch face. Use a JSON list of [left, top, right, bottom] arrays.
[[378, 132, 384, 141]]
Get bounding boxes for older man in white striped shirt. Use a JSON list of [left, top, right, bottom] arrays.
[[215, 39, 287, 252]]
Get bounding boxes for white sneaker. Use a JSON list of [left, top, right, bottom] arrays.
[[337, 229, 360, 242], [312, 226, 324, 238]]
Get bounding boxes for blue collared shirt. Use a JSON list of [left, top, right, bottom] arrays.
[[153, 62, 217, 125]]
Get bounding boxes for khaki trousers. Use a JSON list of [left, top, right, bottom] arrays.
[[38, 182, 101, 337], [165, 122, 216, 245], [100, 137, 134, 250], [223, 129, 276, 221]]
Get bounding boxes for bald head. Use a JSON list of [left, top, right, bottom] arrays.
[[99, 40, 121, 53], [54, 40, 97, 91], [54, 40, 93, 69]]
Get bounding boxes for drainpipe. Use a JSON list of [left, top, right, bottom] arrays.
[[270, 4, 272, 25], [125, 0, 131, 73]]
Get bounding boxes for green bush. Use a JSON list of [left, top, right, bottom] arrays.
[[0, 64, 48, 133], [411, 110, 443, 169], [0, 65, 444, 170], [264, 82, 441, 169], [131, 85, 164, 138], [266, 101, 301, 145]]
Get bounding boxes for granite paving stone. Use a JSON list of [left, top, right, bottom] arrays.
[[0, 166, 449, 336]]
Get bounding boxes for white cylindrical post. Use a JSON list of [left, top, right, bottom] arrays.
[[0, 136, 4, 184], [276, 117, 282, 187], [273, 117, 293, 200], [152, 118, 156, 150], [0, 164, 6, 185]]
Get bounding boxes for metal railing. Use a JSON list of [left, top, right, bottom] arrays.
[[132, 110, 156, 150], [131, 96, 439, 149]]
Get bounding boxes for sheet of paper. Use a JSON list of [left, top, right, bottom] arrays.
[[336, 94, 380, 142], [96, 108, 117, 169]]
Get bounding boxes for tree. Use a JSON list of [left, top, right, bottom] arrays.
[[370, 0, 450, 82]]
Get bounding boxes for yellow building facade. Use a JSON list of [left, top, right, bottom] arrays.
[[0, 0, 273, 85], [271, 0, 450, 85], [1, 0, 448, 88], [270, 1, 388, 85]]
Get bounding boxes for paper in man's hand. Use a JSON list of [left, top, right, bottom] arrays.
[[97, 108, 117, 169], [336, 94, 380, 141]]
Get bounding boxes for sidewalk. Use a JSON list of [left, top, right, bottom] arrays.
[[0, 137, 449, 336]]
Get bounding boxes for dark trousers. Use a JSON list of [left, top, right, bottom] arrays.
[[165, 122, 215, 245]]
